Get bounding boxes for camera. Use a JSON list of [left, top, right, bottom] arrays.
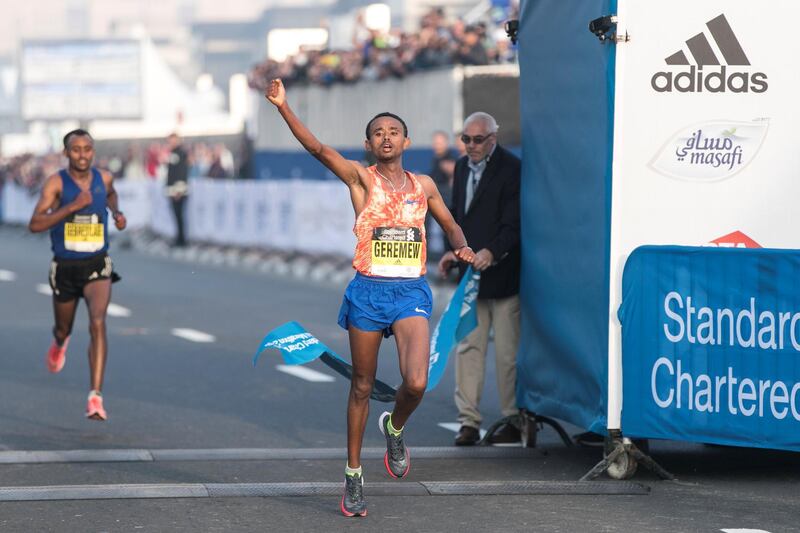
[[505, 19, 519, 45], [588, 15, 617, 42]]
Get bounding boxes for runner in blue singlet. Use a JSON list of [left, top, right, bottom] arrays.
[[28, 129, 127, 421]]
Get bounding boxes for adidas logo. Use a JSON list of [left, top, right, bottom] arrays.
[[651, 14, 768, 94]]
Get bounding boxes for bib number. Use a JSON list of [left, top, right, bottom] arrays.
[[65, 214, 104, 252], [370, 226, 423, 277]]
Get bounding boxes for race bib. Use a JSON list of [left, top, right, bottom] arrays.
[[371, 226, 423, 277], [64, 214, 104, 252]]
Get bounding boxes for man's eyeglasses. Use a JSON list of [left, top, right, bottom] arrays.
[[460, 133, 494, 145]]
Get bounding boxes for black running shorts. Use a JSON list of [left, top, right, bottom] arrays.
[[48, 253, 119, 302]]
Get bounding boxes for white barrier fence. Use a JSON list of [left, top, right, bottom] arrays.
[[1, 178, 357, 257]]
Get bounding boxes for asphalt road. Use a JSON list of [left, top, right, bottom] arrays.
[[1, 225, 799, 533]]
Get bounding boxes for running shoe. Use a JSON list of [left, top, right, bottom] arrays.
[[340, 473, 367, 517], [46, 336, 70, 373], [378, 411, 410, 478], [86, 391, 107, 421]]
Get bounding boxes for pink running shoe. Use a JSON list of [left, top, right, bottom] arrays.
[[86, 391, 107, 421], [46, 337, 69, 373]]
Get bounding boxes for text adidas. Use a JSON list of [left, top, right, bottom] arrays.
[[651, 65, 768, 94]]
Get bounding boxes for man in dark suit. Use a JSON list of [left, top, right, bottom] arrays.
[[165, 133, 189, 247], [438, 112, 521, 445]]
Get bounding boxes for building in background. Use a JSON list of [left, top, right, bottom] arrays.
[[0, 0, 513, 166]]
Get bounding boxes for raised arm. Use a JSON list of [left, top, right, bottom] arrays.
[[28, 174, 91, 233], [266, 79, 366, 189], [420, 175, 475, 264]]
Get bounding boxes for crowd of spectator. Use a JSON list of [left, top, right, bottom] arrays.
[[248, 7, 518, 91], [0, 152, 61, 192], [0, 140, 238, 193], [122, 141, 237, 182]]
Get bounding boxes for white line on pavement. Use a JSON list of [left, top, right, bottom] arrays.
[[35, 284, 131, 318], [171, 328, 216, 343], [276, 365, 335, 383], [438, 422, 487, 439], [0, 446, 536, 464], [35, 283, 52, 295], [0, 270, 16, 282], [107, 303, 132, 317]]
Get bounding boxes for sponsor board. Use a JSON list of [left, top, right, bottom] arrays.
[[649, 119, 769, 182], [620, 246, 800, 452], [607, 0, 800, 431], [650, 14, 768, 94]]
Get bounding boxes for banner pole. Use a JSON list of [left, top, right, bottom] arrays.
[[606, 0, 628, 433]]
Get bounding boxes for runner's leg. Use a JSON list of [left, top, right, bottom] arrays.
[[52, 297, 78, 345], [83, 279, 112, 392], [390, 315, 430, 428], [347, 327, 382, 468]]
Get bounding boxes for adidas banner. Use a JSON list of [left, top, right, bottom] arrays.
[[620, 246, 800, 452], [606, 0, 800, 429]]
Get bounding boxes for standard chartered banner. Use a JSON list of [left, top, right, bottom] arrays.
[[2, 178, 357, 256], [620, 246, 800, 451], [607, 0, 800, 428]]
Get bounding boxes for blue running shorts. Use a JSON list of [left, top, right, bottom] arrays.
[[337, 273, 433, 337]]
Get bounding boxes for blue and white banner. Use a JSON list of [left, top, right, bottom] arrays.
[[253, 321, 330, 366], [427, 267, 480, 391], [253, 267, 479, 394], [620, 246, 800, 451]]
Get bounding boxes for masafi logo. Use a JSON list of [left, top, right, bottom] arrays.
[[649, 119, 768, 182], [651, 14, 768, 93]]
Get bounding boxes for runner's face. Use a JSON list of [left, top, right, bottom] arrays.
[[366, 117, 409, 161], [65, 136, 94, 172]]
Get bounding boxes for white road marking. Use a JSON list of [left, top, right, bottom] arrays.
[[171, 328, 216, 343], [35, 284, 131, 317], [438, 422, 487, 439], [721, 530, 772, 533], [107, 303, 132, 318], [35, 283, 52, 295], [0, 270, 16, 282], [276, 365, 335, 383], [0, 446, 534, 464]]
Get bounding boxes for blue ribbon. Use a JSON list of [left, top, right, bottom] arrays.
[[427, 266, 480, 391], [253, 267, 480, 397]]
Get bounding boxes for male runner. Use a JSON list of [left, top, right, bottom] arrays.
[[28, 129, 127, 421], [266, 78, 475, 517]]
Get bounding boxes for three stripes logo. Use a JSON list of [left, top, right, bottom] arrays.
[[651, 14, 768, 94]]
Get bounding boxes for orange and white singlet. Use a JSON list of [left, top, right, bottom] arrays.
[[352, 166, 428, 278]]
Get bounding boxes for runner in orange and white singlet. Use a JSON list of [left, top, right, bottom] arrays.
[[266, 79, 475, 517], [352, 165, 429, 278]]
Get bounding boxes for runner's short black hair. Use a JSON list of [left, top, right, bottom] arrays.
[[63, 129, 93, 150], [365, 112, 408, 139]]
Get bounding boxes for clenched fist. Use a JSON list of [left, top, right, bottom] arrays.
[[265, 78, 286, 107]]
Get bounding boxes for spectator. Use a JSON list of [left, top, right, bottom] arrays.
[[455, 26, 489, 66], [165, 133, 189, 247], [429, 131, 457, 206], [427, 131, 458, 256], [123, 144, 146, 180], [145, 143, 161, 179], [437, 112, 521, 446]]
